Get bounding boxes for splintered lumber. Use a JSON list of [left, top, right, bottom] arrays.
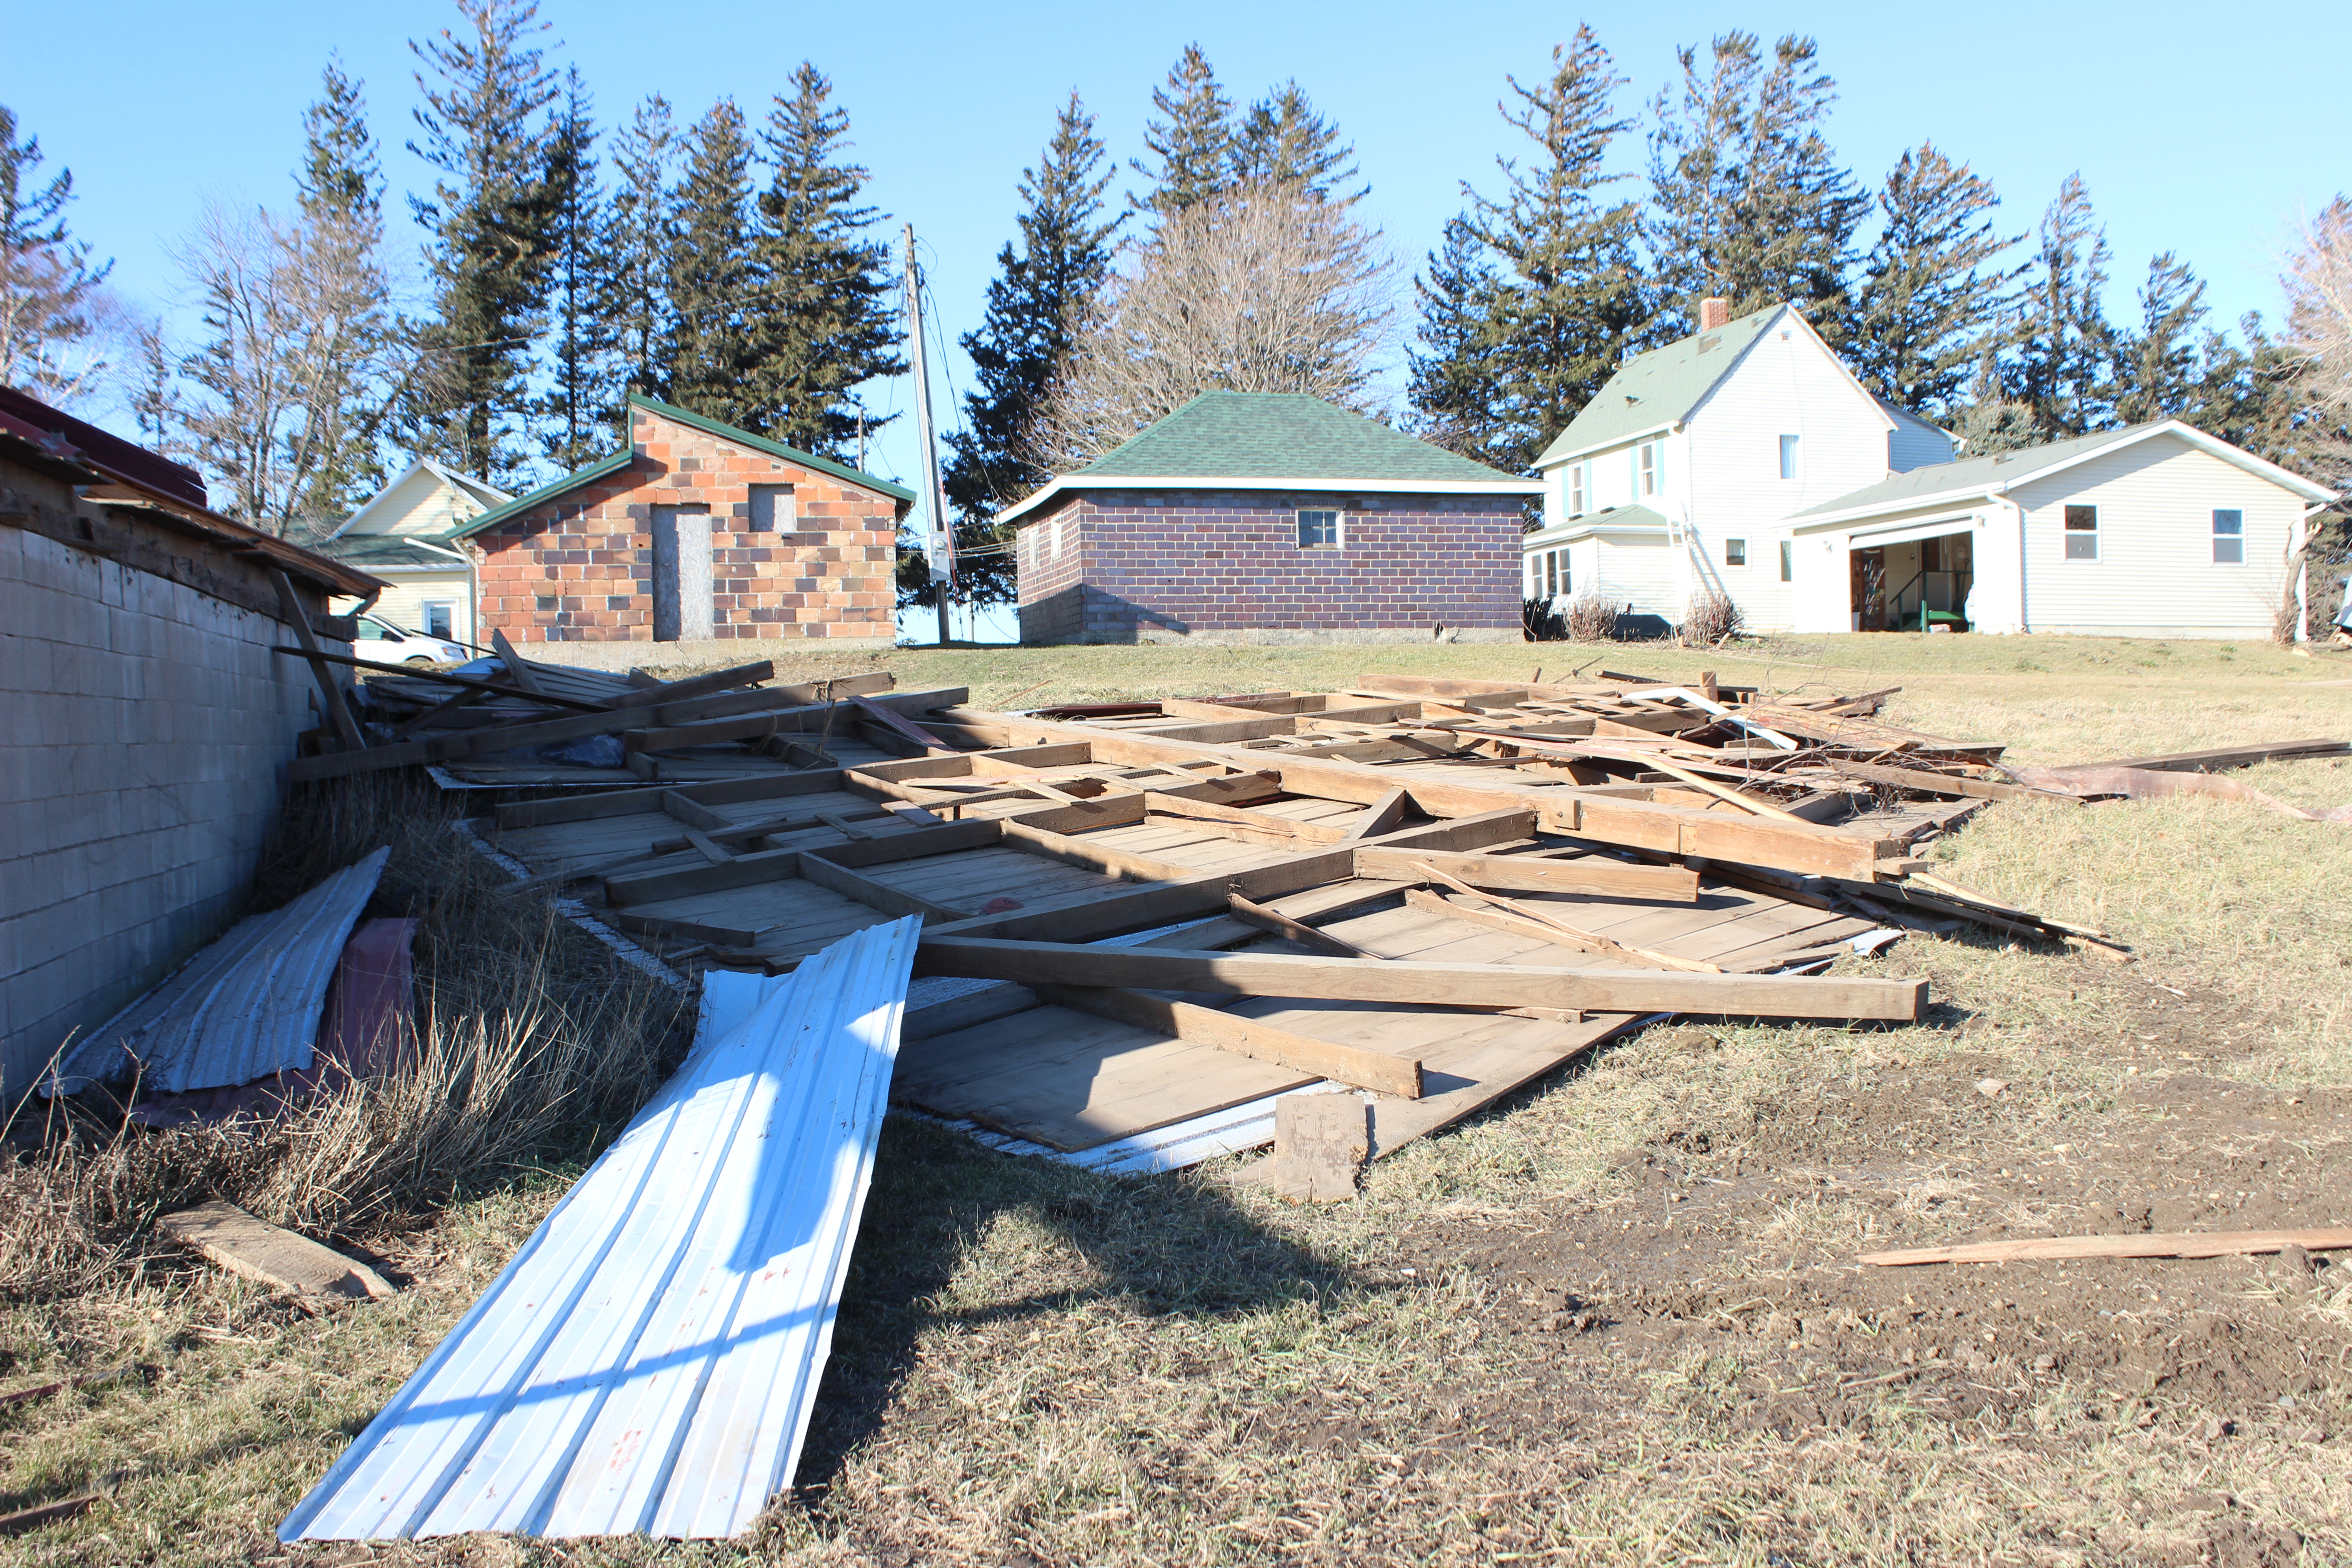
[[914, 938, 1927, 1019], [155, 1201, 396, 1298], [607, 660, 780, 708], [1226, 892, 1379, 958], [290, 647, 608, 710], [850, 692, 954, 753], [1858, 1227, 2352, 1267], [1826, 758, 2080, 804], [270, 568, 366, 751], [1403, 881, 1721, 973], [2043, 739, 2349, 775], [0, 1494, 100, 1538], [1030, 983, 1421, 1098], [1269, 1094, 1371, 1202], [621, 685, 970, 753], [1143, 792, 1347, 845], [1338, 786, 1411, 840], [1353, 846, 1699, 902]]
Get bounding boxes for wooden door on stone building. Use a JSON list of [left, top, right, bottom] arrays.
[[651, 505, 712, 641]]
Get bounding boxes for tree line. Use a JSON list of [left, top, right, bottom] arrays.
[[3, 17, 2348, 612]]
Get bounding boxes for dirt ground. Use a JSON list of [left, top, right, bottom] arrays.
[[4, 632, 2351, 1566]]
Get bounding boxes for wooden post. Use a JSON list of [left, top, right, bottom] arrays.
[[269, 568, 366, 753]]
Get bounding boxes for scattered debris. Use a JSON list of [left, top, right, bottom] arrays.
[[0, 1364, 155, 1410], [1857, 1227, 2352, 1267], [154, 1201, 395, 1299], [0, 1493, 100, 1538], [1268, 1093, 1370, 1202]]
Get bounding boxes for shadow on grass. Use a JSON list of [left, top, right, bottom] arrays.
[[796, 1112, 1353, 1492]]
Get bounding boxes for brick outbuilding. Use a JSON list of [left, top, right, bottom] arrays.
[[451, 393, 913, 645], [1003, 392, 1542, 645]]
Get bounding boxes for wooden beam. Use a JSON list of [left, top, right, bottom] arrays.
[[915, 938, 1928, 1019], [660, 790, 731, 831], [490, 629, 548, 697], [1858, 1228, 2352, 1267], [795, 852, 969, 922], [1402, 885, 1720, 973], [1031, 983, 1421, 1098], [269, 568, 365, 752], [621, 686, 971, 754], [1337, 787, 1410, 841], [605, 661, 784, 709], [608, 911, 768, 947], [274, 647, 608, 710], [1225, 892, 1378, 958], [1826, 759, 2081, 804], [1353, 846, 1698, 902], [2038, 739, 2350, 775], [1143, 792, 1348, 845]]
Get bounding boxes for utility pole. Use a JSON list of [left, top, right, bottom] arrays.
[[904, 223, 953, 647]]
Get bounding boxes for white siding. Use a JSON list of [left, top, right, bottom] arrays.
[[1887, 413, 1957, 473], [2013, 437, 2302, 637], [366, 570, 476, 645], [346, 467, 498, 539]]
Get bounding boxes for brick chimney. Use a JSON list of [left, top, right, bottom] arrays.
[[1699, 297, 1730, 332]]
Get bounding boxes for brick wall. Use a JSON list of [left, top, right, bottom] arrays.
[[0, 498, 333, 1101], [473, 404, 900, 645], [1013, 489, 1524, 645]]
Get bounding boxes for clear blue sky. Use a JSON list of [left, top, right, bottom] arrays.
[[9, 0, 2347, 510]]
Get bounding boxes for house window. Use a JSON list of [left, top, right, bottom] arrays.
[[1636, 440, 1661, 497], [1542, 550, 1559, 596], [2063, 504, 2098, 561], [420, 602, 454, 639], [1779, 541, 1793, 583], [748, 484, 796, 532], [1725, 538, 1747, 567], [2212, 509, 2244, 564], [1298, 509, 1340, 549], [1779, 434, 1802, 480], [1568, 464, 1587, 516], [1053, 519, 1067, 559]]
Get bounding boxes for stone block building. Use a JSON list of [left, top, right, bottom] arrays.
[[451, 394, 913, 645], [1004, 392, 1541, 645], [0, 386, 378, 1102]]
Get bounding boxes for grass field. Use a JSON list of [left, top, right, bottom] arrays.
[[5, 632, 2351, 1567]]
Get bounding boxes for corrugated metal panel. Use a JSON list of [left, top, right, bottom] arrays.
[[279, 915, 922, 1542], [46, 848, 390, 1096]]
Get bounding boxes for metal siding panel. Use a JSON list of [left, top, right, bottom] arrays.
[[280, 916, 921, 1541]]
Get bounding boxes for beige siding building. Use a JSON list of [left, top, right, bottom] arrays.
[[304, 458, 511, 646]]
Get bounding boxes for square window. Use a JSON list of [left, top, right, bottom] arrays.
[[2212, 509, 2244, 564], [1725, 538, 1747, 567], [1298, 509, 1340, 548], [1779, 541, 1793, 583], [1779, 434, 1802, 480], [748, 484, 796, 532], [420, 602, 454, 638], [2063, 504, 2098, 561]]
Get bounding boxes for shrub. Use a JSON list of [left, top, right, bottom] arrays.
[[1523, 597, 1568, 642], [1565, 594, 1621, 642], [1682, 590, 1744, 646]]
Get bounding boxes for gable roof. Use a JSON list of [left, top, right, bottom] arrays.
[[1523, 503, 1673, 548], [331, 457, 514, 541], [1788, 420, 2337, 529], [1532, 306, 1787, 470], [997, 392, 1539, 525], [290, 528, 472, 572], [450, 393, 914, 540]]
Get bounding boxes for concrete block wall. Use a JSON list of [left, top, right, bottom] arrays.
[[474, 405, 899, 645], [1013, 488, 1524, 645], [0, 525, 323, 1099]]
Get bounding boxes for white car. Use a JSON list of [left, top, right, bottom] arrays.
[[353, 613, 469, 664]]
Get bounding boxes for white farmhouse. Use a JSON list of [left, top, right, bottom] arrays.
[[294, 457, 512, 647], [1523, 299, 1954, 628]]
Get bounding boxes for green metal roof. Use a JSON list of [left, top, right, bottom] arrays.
[[1074, 392, 1527, 485], [1787, 426, 2150, 521], [295, 531, 472, 570], [1531, 306, 1786, 470], [450, 393, 913, 540]]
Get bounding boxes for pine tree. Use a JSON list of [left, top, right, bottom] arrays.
[[747, 63, 904, 458], [1231, 82, 1362, 202], [1134, 45, 1234, 215], [1849, 143, 2024, 415], [940, 91, 1121, 608], [0, 103, 116, 405], [532, 68, 615, 469], [1648, 32, 1868, 342], [1409, 28, 1650, 472], [1405, 216, 1514, 466], [1947, 347, 2039, 455], [2012, 173, 2118, 437], [665, 98, 762, 428], [2113, 251, 2207, 425], [399, 0, 560, 484], [603, 93, 677, 403]]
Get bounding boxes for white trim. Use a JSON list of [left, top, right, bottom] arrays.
[[996, 471, 1542, 526], [1533, 419, 1680, 473]]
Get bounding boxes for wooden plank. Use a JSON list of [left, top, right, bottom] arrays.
[[1141, 791, 1348, 844], [1353, 846, 1698, 902], [1858, 1228, 2352, 1267], [605, 660, 782, 709], [270, 568, 366, 751], [915, 939, 1928, 1019], [608, 911, 768, 947], [1402, 887, 1720, 973], [495, 770, 862, 827], [660, 790, 731, 831], [1159, 697, 1292, 723], [623, 686, 970, 753], [997, 818, 1202, 884], [1337, 786, 1410, 841], [1226, 892, 1378, 958], [0, 1494, 100, 1538], [155, 1200, 395, 1298], [2040, 739, 2350, 775], [1132, 714, 1300, 744], [1269, 1094, 1371, 1201], [290, 647, 604, 710], [490, 628, 549, 697], [1031, 984, 1421, 1098], [1826, 759, 2076, 803], [682, 829, 733, 864], [795, 852, 969, 923]]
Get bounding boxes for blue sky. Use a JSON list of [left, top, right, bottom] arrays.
[[8, 0, 2347, 523]]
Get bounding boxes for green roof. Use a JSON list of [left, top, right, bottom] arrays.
[[1075, 392, 1527, 485], [450, 393, 912, 539], [294, 531, 472, 570], [1788, 426, 2150, 521], [1532, 306, 1786, 469]]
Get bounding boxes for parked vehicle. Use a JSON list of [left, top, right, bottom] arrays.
[[353, 613, 467, 664]]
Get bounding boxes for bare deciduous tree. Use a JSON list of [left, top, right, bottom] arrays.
[[2284, 197, 2352, 428], [1029, 178, 1396, 471]]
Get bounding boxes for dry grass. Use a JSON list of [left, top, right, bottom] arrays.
[[5, 636, 2352, 1565]]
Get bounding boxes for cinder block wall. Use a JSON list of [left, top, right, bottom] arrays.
[[0, 524, 324, 1100], [473, 406, 899, 645], [1014, 489, 1524, 645]]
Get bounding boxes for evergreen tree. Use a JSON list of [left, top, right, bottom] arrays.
[[747, 63, 904, 458], [1849, 143, 2024, 415], [1947, 346, 2039, 454], [939, 91, 1121, 608], [0, 103, 116, 405], [1231, 82, 1361, 203], [1409, 28, 1650, 472], [532, 67, 615, 469], [1648, 32, 1868, 343], [603, 93, 677, 403], [400, 0, 559, 484], [2012, 173, 2118, 437], [1134, 45, 1235, 215], [2112, 251, 2207, 425], [666, 98, 761, 427]]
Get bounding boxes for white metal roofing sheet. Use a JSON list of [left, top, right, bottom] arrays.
[[278, 914, 921, 1541], [45, 847, 390, 1096]]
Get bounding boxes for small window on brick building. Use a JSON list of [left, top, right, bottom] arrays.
[[1298, 509, 1340, 548], [536, 595, 559, 612], [749, 484, 796, 532]]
